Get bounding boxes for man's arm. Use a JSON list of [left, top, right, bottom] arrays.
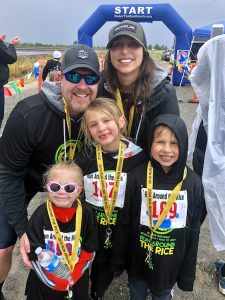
[[0, 34, 6, 42], [20, 233, 32, 268], [0, 163, 28, 237], [0, 34, 20, 64], [42, 61, 50, 81], [10, 36, 20, 46], [0, 104, 37, 237]]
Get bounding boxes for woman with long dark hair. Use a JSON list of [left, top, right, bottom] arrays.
[[98, 20, 180, 154]]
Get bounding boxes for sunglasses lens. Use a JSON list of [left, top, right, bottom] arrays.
[[64, 184, 76, 194], [65, 73, 80, 83], [85, 75, 99, 85], [49, 182, 61, 192], [47, 182, 78, 194], [65, 73, 99, 85]]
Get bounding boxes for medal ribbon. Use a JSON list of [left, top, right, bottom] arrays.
[[47, 198, 82, 271], [96, 142, 124, 223], [115, 88, 134, 137], [63, 98, 82, 159], [146, 162, 187, 239]]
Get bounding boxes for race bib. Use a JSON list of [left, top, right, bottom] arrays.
[[140, 188, 187, 229], [44, 229, 81, 263], [84, 171, 127, 208]]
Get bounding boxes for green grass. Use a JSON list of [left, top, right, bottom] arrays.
[[149, 50, 163, 61], [8, 49, 164, 83], [8, 54, 51, 82]]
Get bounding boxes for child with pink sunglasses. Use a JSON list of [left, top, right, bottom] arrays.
[[25, 160, 98, 300]]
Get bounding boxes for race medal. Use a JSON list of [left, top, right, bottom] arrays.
[[65, 285, 73, 299], [145, 249, 154, 270], [104, 226, 112, 249], [47, 199, 82, 272], [96, 143, 124, 250]]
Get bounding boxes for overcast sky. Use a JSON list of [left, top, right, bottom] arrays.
[[1, 0, 223, 48]]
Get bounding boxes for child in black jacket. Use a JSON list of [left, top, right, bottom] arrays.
[[25, 161, 98, 300], [75, 98, 148, 299], [113, 114, 205, 300]]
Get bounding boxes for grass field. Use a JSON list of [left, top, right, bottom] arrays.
[[9, 54, 51, 82], [8, 49, 164, 82]]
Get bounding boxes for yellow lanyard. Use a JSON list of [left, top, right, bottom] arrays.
[[96, 142, 124, 223], [47, 198, 82, 271], [115, 88, 134, 137], [63, 98, 82, 160], [146, 162, 187, 239]]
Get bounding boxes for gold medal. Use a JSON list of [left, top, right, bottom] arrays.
[[65, 285, 73, 299], [145, 249, 154, 270], [104, 227, 112, 249]]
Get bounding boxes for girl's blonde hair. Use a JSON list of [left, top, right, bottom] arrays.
[[43, 160, 83, 187], [81, 97, 127, 147]]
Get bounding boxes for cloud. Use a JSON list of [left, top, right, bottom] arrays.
[[1, 0, 224, 47]]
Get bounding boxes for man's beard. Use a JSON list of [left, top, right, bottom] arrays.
[[69, 101, 87, 115]]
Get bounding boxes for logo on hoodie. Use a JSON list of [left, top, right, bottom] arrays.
[[54, 139, 83, 162]]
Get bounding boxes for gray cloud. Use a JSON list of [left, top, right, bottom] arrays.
[[1, 0, 223, 47]]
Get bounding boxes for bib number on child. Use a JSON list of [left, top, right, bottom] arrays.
[[140, 188, 187, 229], [84, 171, 127, 208]]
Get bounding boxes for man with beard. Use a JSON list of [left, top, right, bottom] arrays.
[[0, 44, 100, 300]]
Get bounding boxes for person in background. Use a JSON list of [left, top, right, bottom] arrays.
[[98, 20, 179, 154], [188, 34, 225, 296], [113, 114, 205, 300], [0, 34, 20, 128], [25, 160, 97, 300], [0, 44, 100, 300], [48, 69, 62, 83], [42, 50, 62, 81], [75, 98, 148, 299]]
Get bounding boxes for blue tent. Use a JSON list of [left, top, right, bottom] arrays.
[[193, 21, 225, 37], [190, 21, 225, 61]]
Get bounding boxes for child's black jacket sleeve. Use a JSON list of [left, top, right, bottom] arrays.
[[177, 169, 205, 291]]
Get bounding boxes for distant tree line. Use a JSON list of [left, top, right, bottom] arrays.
[[17, 42, 69, 48], [147, 44, 172, 50], [94, 44, 170, 50], [17, 42, 171, 50]]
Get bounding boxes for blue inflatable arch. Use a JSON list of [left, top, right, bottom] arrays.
[[78, 4, 193, 85]]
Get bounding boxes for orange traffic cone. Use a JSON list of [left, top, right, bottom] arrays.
[[188, 92, 199, 103], [193, 92, 198, 103], [38, 70, 43, 92], [193, 93, 198, 103]]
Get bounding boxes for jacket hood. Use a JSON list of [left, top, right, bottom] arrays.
[[84, 139, 144, 160], [152, 65, 168, 89], [144, 66, 171, 112], [113, 139, 144, 159], [147, 114, 188, 180], [41, 81, 64, 113]]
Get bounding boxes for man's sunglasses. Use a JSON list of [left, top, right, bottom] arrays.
[[65, 72, 100, 85], [46, 181, 80, 194]]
